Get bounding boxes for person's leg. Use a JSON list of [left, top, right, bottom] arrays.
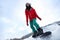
[[33, 18, 40, 29], [33, 18, 43, 35], [30, 20, 36, 33], [30, 20, 38, 37]]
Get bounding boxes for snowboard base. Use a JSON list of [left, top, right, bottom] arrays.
[[40, 31, 51, 37], [32, 31, 51, 38]]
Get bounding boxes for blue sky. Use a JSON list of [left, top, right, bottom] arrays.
[[0, 0, 60, 40]]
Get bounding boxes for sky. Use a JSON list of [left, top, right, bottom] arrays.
[[0, 0, 60, 40]]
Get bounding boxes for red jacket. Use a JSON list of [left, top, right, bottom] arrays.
[[25, 8, 41, 24]]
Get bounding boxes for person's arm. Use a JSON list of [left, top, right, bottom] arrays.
[[34, 9, 42, 20], [25, 10, 29, 26]]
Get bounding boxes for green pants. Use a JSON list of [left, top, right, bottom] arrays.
[[30, 18, 40, 32]]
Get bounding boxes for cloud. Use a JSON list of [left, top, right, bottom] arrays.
[[1, 17, 12, 23]]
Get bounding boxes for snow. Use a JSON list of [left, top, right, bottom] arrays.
[[24, 22, 60, 40]]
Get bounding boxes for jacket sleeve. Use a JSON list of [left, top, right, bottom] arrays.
[[25, 10, 28, 25], [34, 9, 41, 20]]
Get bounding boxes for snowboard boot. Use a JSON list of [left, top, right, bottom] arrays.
[[37, 28, 43, 36], [32, 31, 38, 38]]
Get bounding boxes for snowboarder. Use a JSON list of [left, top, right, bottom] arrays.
[[25, 3, 43, 38]]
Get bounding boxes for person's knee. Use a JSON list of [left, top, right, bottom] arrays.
[[30, 25, 34, 28], [34, 22, 38, 26], [34, 22, 37, 25]]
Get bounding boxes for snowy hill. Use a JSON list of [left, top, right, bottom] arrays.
[[9, 21, 60, 40]]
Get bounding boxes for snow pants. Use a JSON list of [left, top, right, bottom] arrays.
[[30, 18, 40, 33]]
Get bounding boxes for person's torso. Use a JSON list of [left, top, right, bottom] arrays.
[[26, 8, 36, 21]]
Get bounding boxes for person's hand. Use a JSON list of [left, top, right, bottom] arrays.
[[39, 18, 42, 21], [40, 18, 42, 20], [27, 23, 29, 26]]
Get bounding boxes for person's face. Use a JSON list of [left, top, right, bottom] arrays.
[[26, 3, 30, 7], [26, 3, 31, 10]]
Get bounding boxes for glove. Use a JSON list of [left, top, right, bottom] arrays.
[[27, 23, 29, 26]]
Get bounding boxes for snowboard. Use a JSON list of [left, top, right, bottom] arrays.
[[33, 31, 51, 38], [40, 31, 51, 38]]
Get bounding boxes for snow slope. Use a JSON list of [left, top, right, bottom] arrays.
[[10, 21, 60, 40], [24, 21, 60, 40]]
